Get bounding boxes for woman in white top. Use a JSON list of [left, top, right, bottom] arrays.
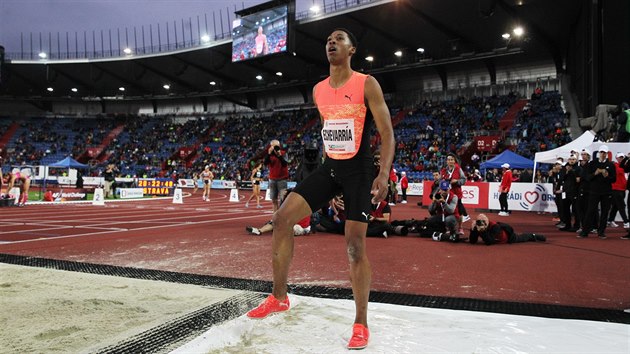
[[200, 165, 214, 201], [245, 162, 263, 208]]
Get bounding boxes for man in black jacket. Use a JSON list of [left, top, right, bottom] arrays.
[[578, 145, 617, 239], [559, 155, 581, 231], [619, 152, 630, 240], [615, 102, 629, 143]]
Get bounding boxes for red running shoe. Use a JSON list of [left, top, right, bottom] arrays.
[[246, 294, 290, 319], [347, 323, 369, 350]]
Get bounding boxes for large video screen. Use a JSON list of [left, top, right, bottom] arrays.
[[231, 3, 289, 62]]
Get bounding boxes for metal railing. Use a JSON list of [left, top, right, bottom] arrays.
[[5, 0, 384, 61]]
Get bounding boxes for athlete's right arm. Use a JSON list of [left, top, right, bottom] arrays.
[[365, 76, 394, 203]]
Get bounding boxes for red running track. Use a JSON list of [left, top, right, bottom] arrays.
[[1, 190, 628, 310]]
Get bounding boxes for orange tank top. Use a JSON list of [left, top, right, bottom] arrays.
[[314, 71, 368, 160]]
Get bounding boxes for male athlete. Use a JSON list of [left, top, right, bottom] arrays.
[[247, 28, 395, 350], [254, 26, 269, 56]]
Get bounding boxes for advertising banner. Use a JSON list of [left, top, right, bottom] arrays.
[[50, 187, 90, 201], [421, 181, 488, 208], [119, 188, 144, 199], [487, 182, 557, 213], [396, 183, 424, 196]]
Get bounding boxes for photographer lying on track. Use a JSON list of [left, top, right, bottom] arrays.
[[470, 213, 546, 245]]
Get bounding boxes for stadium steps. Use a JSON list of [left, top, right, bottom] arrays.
[[391, 109, 409, 127], [0, 122, 20, 149], [286, 117, 319, 144], [77, 124, 126, 163], [499, 99, 528, 131]]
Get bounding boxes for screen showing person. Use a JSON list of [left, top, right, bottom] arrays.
[[231, 3, 289, 62]]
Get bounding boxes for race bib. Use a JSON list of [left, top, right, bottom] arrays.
[[321, 119, 356, 154]]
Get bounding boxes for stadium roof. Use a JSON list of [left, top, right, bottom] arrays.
[[0, 0, 582, 108]]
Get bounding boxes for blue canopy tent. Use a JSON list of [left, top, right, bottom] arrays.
[[46, 156, 89, 189], [480, 150, 535, 170], [49, 156, 88, 169]]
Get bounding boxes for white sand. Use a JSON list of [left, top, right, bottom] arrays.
[[2, 263, 628, 354], [0, 263, 240, 353], [174, 295, 630, 354]]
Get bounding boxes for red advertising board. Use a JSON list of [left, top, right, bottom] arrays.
[[422, 181, 489, 209]]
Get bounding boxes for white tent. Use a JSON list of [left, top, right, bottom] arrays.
[[533, 130, 596, 164], [534, 130, 630, 164], [532, 130, 630, 182]]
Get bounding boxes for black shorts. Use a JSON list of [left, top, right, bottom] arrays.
[[254, 180, 260, 185], [293, 156, 375, 223], [204, 180, 210, 185]]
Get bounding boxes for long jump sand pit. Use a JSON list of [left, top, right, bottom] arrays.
[[0, 263, 241, 353]]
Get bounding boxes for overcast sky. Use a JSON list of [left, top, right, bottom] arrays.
[[0, 0, 310, 53]]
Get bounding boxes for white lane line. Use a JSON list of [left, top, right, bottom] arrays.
[[0, 226, 74, 234], [0, 214, 270, 244]]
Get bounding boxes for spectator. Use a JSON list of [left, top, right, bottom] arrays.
[[388, 167, 398, 206], [578, 146, 616, 239], [607, 152, 629, 228], [264, 139, 289, 212], [558, 155, 581, 231], [399, 171, 408, 204], [498, 163, 512, 216], [615, 102, 629, 143], [103, 164, 117, 199]]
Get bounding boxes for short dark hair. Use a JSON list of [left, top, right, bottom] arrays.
[[333, 28, 358, 49]]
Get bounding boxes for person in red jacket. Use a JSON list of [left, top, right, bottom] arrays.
[[607, 152, 629, 228], [399, 171, 408, 204], [498, 163, 513, 216], [440, 153, 469, 228], [264, 139, 289, 212]]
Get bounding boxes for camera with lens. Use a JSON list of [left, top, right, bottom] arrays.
[[476, 220, 485, 226], [273, 145, 280, 151]]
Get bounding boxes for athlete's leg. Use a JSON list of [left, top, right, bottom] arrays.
[[271, 192, 311, 300], [344, 220, 370, 327], [254, 185, 261, 206], [7, 174, 16, 192], [20, 179, 30, 204]]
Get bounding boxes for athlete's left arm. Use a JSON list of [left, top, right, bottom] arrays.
[[365, 75, 395, 202]]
